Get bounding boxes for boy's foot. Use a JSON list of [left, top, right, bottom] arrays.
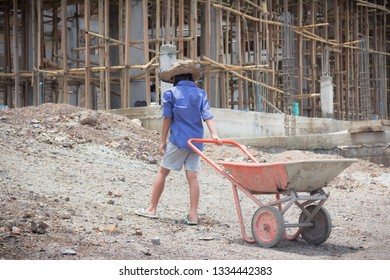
[[183, 214, 198, 225], [135, 208, 159, 219]]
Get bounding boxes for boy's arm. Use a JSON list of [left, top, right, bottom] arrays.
[[159, 117, 172, 155], [205, 118, 222, 145]]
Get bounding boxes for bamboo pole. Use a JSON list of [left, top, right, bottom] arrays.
[[355, 0, 390, 13], [335, 0, 341, 119], [178, 0, 184, 59], [216, 0, 223, 108], [85, 30, 124, 45], [165, 0, 171, 43], [297, 0, 303, 116], [52, 6, 59, 103], [13, 0, 20, 108], [266, 1, 276, 113], [37, 0, 43, 105], [143, 0, 151, 105], [213, 3, 282, 26], [104, 0, 110, 109], [190, 0, 197, 60], [202, 55, 283, 113], [61, 0, 68, 104], [3, 7, 10, 106], [84, 0, 91, 109], [155, 0, 160, 104], [243, 0, 267, 13], [204, 0, 211, 102], [353, 2, 359, 120], [225, 8, 230, 109], [345, 0, 350, 120], [118, 0, 123, 109], [123, 0, 131, 108], [236, 0, 243, 110], [98, 0, 104, 109], [310, 1, 317, 117], [31, 0, 37, 105]]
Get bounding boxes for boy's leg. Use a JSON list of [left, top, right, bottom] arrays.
[[145, 166, 170, 215], [186, 170, 200, 223]]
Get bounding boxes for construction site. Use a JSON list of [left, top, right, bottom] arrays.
[[0, 0, 390, 265]]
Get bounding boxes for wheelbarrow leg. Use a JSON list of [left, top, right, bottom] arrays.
[[231, 185, 256, 243]]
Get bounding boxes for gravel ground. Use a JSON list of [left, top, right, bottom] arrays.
[[0, 103, 389, 260]]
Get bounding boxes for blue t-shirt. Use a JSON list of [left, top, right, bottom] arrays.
[[162, 80, 213, 151]]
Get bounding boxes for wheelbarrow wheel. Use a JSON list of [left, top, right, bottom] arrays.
[[251, 206, 285, 248], [299, 205, 332, 245]]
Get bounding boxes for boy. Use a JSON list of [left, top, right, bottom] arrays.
[[136, 60, 221, 225]]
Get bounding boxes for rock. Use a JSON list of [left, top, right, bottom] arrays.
[[98, 225, 119, 233], [31, 221, 49, 234], [80, 111, 97, 125], [22, 212, 35, 219], [134, 227, 142, 236], [147, 155, 157, 164], [60, 249, 77, 256], [11, 226, 21, 235], [141, 250, 151, 256], [59, 212, 72, 219], [131, 119, 142, 126], [151, 237, 160, 245]]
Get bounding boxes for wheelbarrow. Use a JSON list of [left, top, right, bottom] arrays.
[[187, 138, 357, 248]]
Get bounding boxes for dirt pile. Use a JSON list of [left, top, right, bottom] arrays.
[[0, 103, 389, 260]]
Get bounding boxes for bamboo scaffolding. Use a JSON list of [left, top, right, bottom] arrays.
[[0, 0, 388, 122], [202, 56, 283, 113]]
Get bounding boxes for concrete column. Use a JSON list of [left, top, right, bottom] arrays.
[[130, 0, 146, 107], [320, 75, 333, 118], [159, 44, 177, 95]]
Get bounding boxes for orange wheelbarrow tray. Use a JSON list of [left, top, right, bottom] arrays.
[[188, 138, 357, 248]]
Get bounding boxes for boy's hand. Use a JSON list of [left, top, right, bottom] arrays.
[[159, 143, 167, 155], [211, 135, 223, 146]]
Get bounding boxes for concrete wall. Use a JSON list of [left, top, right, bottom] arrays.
[[110, 106, 351, 139], [110, 107, 390, 165]]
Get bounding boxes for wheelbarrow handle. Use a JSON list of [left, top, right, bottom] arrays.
[[187, 138, 258, 173]]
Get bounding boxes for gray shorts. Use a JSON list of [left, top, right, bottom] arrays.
[[161, 142, 201, 172]]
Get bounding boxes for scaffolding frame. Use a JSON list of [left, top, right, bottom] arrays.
[[0, 0, 389, 121]]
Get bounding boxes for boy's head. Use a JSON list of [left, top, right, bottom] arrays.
[[159, 60, 202, 84]]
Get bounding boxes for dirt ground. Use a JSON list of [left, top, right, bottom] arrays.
[[0, 103, 389, 260]]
